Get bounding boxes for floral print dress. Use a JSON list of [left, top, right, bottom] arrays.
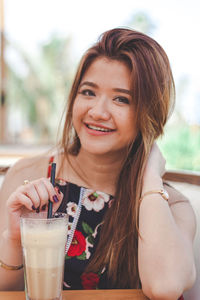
[[55, 178, 113, 289], [48, 156, 113, 289], [47, 158, 184, 298]]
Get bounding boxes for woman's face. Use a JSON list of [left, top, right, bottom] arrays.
[[72, 57, 138, 156]]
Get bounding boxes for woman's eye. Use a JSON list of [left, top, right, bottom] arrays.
[[79, 89, 95, 97], [114, 96, 130, 104]]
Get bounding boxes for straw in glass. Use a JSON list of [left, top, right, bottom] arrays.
[[47, 162, 56, 219]]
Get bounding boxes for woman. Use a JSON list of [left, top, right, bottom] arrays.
[[0, 28, 196, 299]]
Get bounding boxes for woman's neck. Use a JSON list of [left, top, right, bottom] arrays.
[[66, 148, 126, 195]]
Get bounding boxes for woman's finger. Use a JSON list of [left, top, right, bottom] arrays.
[[33, 180, 50, 210], [20, 182, 41, 210], [40, 177, 59, 203], [7, 192, 35, 212]]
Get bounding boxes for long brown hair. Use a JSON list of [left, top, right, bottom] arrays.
[[60, 28, 175, 288]]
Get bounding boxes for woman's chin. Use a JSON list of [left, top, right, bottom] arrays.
[[80, 144, 124, 158]]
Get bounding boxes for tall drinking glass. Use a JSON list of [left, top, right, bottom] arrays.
[[20, 212, 68, 300]]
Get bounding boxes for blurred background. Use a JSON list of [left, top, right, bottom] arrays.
[[0, 0, 200, 171]]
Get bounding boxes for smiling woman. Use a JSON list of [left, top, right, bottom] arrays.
[[72, 57, 137, 155], [0, 28, 196, 300]]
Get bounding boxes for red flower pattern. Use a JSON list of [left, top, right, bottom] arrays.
[[67, 230, 86, 257], [81, 272, 100, 289]]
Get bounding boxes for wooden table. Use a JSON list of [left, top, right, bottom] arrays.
[[0, 289, 149, 299]]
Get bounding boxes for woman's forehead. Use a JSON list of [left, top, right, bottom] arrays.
[[81, 57, 132, 90]]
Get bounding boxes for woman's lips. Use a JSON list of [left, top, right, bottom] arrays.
[[84, 123, 115, 135]]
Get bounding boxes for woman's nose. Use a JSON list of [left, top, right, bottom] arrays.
[[88, 98, 111, 120]]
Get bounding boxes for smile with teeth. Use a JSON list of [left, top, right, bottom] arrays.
[[86, 124, 114, 132]]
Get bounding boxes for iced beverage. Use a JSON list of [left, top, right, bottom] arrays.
[[20, 212, 68, 300]]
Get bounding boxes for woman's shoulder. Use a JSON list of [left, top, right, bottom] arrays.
[[0, 153, 54, 197], [7, 154, 50, 179]]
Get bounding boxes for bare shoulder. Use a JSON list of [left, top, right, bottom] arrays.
[[0, 154, 50, 200], [164, 182, 196, 241]]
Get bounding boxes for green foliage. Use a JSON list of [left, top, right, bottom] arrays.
[[6, 34, 75, 143], [158, 124, 200, 171]]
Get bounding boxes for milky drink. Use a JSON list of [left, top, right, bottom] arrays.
[[20, 212, 68, 300]]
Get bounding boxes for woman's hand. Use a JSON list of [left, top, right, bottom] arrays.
[[142, 143, 166, 192], [6, 178, 61, 241], [144, 143, 166, 177]]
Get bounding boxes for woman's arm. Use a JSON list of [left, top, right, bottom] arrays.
[[0, 156, 61, 290], [0, 158, 37, 290], [0, 230, 24, 290], [138, 144, 196, 300]]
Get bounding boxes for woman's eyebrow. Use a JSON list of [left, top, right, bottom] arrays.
[[113, 88, 132, 95], [79, 81, 98, 88]]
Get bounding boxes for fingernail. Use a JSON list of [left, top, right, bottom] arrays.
[[53, 195, 59, 203], [36, 207, 40, 213], [41, 204, 46, 211], [32, 205, 36, 210]]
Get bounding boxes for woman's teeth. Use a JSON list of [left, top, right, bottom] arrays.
[[87, 124, 113, 132]]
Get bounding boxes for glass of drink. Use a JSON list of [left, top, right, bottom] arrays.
[[20, 212, 68, 300]]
